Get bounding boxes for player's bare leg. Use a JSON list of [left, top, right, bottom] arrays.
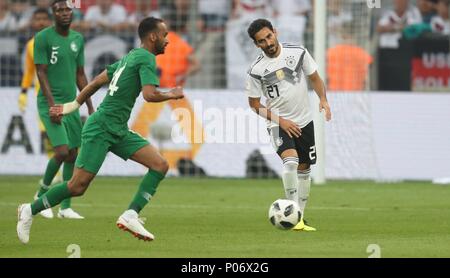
[[116, 145, 169, 241], [66, 167, 97, 196]]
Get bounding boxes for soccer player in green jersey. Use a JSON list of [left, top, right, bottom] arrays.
[[17, 17, 184, 243], [32, 0, 95, 219]]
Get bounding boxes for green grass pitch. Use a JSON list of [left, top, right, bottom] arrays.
[[1, 176, 450, 258]]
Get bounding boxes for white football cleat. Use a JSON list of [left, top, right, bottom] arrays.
[[34, 191, 54, 219], [57, 208, 84, 219], [17, 204, 33, 244], [116, 210, 154, 241]]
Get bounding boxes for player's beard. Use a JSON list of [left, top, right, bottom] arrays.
[[156, 41, 166, 55], [265, 44, 278, 57]]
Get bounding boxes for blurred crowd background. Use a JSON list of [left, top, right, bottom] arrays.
[[0, 0, 449, 92]]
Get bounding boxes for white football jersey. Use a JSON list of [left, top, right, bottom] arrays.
[[431, 16, 450, 35], [377, 7, 422, 48], [245, 43, 318, 129]]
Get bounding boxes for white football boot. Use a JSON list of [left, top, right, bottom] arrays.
[[116, 210, 154, 241], [57, 208, 85, 219], [17, 204, 33, 244]]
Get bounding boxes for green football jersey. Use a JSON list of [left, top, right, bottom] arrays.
[[94, 48, 159, 136], [34, 26, 84, 105]]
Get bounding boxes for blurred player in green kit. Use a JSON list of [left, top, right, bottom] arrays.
[[18, 17, 184, 243], [32, 0, 94, 219]]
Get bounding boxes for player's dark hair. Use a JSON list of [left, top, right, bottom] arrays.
[[138, 17, 164, 40], [33, 7, 51, 18], [247, 19, 274, 42]]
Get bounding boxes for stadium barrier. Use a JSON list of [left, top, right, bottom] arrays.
[[0, 88, 449, 181]]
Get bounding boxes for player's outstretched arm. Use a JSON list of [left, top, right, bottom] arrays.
[[50, 70, 109, 117], [308, 71, 332, 121], [142, 85, 184, 103]]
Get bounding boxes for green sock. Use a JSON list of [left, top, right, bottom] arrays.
[[128, 170, 165, 213], [60, 162, 74, 209], [31, 182, 71, 215], [39, 158, 61, 197]]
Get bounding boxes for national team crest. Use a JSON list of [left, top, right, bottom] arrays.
[[276, 69, 285, 81], [70, 41, 78, 52], [286, 56, 296, 68]]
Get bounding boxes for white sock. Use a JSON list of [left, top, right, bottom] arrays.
[[282, 157, 299, 202], [297, 168, 311, 217]]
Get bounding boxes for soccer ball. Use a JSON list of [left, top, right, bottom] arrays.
[[268, 199, 301, 230]]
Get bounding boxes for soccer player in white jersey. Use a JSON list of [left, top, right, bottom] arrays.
[[245, 19, 331, 231]]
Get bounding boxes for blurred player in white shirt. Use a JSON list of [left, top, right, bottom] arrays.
[[245, 19, 331, 231], [431, 0, 450, 35], [232, 0, 271, 19], [272, 0, 310, 45], [377, 0, 422, 48], [82, 0, 129, 32]]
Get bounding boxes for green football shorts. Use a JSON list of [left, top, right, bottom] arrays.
[[75, 115, 149, 174], [38, 102, 82, 149]]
